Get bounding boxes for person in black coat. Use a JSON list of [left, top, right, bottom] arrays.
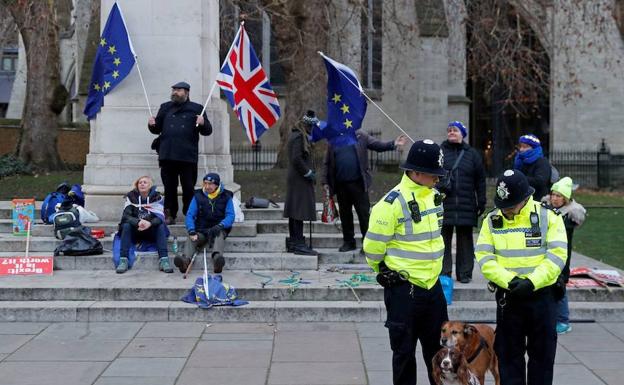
[[513, 134, 551, 200], [437, 121, 486, 283], [148, 81, 212, 225], [283, 111, 318, 256]]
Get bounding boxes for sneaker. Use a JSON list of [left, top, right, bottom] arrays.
[[556, 322, 572, 334], [212, 253, 225, 274], [116, 257, 128, 274], [159, 257, 174, 273], [173, 255, 190, 274], [338, 241, 357, 252]]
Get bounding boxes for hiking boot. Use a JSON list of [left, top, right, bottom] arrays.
[[556, 322, 572, 335], [212, 252, 225, 274], [164, 209, 175, 225], [285, 237, 295, 252], [159, 257, 174, 273], [174, 255, 190, 274], [459, 277, 471, 284], [116, 257, 128, 274], [292, 242, 318, 256], [338, 240, 357, 252]]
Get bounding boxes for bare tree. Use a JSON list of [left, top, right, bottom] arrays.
[[0, 0, 69, 171]]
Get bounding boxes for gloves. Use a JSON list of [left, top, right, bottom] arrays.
[[507, 277, 534, 300], [477, 205, 486, 217], [303, 170, 316, 183], [207, 224, 224, 239]]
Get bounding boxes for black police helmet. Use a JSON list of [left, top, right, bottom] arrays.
[[400, 139, 446, 176], [494, 169, 535, 209], [171, 81, 190, 90]]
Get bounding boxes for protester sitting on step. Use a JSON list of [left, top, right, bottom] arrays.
[[116, 176, 172, 274], [175, 173, 234, 274]]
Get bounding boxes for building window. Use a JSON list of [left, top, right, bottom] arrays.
[[361, 0, 382, 90], [1, 54, 16, 72], [219, 0, 284, 86]]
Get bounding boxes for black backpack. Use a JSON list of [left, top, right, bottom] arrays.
[[52, 206, 81, 240], [54, 226, 103, 256]]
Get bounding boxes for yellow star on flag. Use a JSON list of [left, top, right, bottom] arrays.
[[113, 57, 121, 66], [344, 119, 353, 129], [99, 38, 106, 47], [108, 45, 116, 54], [103, 81, 111, 90], [332, 93, 341, 103], [112, 70, 120, 79], [93, 83, 101, 91], [340, 104, 350, 114]]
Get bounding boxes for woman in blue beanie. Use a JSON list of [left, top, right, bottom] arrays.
[[513, 134, 552, 200]]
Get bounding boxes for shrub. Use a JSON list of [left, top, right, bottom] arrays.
[[0, 155, 32, 178]]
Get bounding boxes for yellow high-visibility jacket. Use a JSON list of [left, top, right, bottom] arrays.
[[364, 174, 444, 289], [475, 198, 568, 290]]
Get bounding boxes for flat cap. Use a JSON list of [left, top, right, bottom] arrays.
[[171, 81, 190, 90]]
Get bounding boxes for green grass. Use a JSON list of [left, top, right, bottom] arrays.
[[574, 207, 624, 269], [0, 171, 83, 200]]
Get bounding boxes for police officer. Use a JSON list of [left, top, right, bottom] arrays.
[[364, 139, 448, 385], [475, 169, 567, 385], [148, 82, 212, 224]]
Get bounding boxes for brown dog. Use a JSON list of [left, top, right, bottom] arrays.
[[440, 321, 500, 385]]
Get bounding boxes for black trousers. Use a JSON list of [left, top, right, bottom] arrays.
[[441, 225, 475, 280], [494, 287, 558, 385], [384, 280, 449, 385], [160, 160, 197, 218], [288, 218, 304, 242], [335, 179, 370, 243]]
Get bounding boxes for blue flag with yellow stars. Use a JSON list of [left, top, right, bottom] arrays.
[[312, 53, 367, 147], [84, 2, 136, 120]]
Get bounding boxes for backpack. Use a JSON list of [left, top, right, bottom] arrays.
[[41, 182, 71, 224], [52, 207, 81, 240], [68, 184, 85, 207], [53, 226, 103, 256]]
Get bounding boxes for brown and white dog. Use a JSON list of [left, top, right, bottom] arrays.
[[439, 321, 500, 385], [432, 347, 481, 385]]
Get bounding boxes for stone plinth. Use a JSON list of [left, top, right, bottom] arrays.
[[83, 0, 235, 220]]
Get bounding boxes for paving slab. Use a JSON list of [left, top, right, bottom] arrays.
[[0, 361, 108, 385], [356, 322, 388, 337], [0, 322, 48, 335], [571, 351, 624, 370], [554, 345, 579, 364], [367, 370, 393, 385], [0, 335, 33, 354], [201, 332, 274, 340], [268, 362, 367, 385], [120, 337, 197, 358], [601, 322, 624, 340], [101, 357, 186, 377], [591, 369, 624, 385], [201, 322, 276, 334], [136, 321, 205, 338], [0, 355, 6, 362], [276, 322, 356, 332], [558, 332, 624, 352], [35, 322, 143, 340], [6, 338, 128, 361], [185, 340, 272, 368], [552, 364, 604, 385], [94, 377, 176, 385], [177, 367, 268, 385], [272, 330, 361, 362]]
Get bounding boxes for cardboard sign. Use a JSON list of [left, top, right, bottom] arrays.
[[12, 199, 35, 236], [0, 257, 54, 276]]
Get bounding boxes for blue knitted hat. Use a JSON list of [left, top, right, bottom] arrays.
[[448, 121, 467, 138], [519, 134, 541, 148]]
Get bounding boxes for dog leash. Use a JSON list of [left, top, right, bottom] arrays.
[[465, 336, 490, 364]]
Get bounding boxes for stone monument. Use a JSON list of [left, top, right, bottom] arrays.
[[83, 0, 235, 220]]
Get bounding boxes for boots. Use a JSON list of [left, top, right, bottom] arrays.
[[164, 209, 175, 225], [292, 239, 318, 256], [338, 240, 357, 252], [212, 252, 225, 274], [285, 237, 295, 252], [159, 257, 174, 273], [116, 257, 129, 274], [174, 254, 190, 274]]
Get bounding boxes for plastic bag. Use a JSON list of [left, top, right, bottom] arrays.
[[232, 195, 245, 223], [321, 187, 338, 223]]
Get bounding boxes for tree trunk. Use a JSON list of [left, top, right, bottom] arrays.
[[261, 0, 331, 168], [2, 0, 66, 170]]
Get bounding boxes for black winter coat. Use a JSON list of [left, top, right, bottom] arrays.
[[438, 141, 486, 227], [283, 129, 316, 221], [519, 157, 551, 201], [120, 188, 164, 229], [148, 100, 212, 163]]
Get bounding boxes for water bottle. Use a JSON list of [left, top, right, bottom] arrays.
[[172, 236, 179, 255]]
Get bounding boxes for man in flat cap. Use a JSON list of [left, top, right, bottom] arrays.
[[148, 82, 212, 224]]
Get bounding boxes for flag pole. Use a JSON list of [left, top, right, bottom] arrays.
[[196, 80, 218, 127], [134, 57, 153, 116], [317, 51, 414, 143]]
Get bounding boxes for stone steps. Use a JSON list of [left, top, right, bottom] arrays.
[[1, 300, 622, 322]]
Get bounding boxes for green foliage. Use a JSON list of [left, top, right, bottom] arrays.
[[0, 155, 32, 178], [574, 208, 624, 269]]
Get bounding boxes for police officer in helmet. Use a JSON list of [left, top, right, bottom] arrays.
[[364, 139, 449, 385], [475, 170, 567, 385]]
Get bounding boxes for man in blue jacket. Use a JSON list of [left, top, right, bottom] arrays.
[[174, 173, 234, 274]]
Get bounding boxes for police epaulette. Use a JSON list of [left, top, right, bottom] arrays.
[[384, 191, 400, 203], [540, 201, 560, 215]]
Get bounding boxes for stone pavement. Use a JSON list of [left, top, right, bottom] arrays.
[[0, 321, 623, 385]]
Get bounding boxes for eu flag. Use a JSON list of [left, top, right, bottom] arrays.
[[312, 53, 367, 147], [83, 3, 136, 120]]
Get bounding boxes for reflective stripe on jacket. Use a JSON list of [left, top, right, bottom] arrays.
[[475, 198, 568, 290], [363, 173, 444, 289]]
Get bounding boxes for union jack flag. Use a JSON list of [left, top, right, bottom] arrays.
[[217, 24, 280, 144]]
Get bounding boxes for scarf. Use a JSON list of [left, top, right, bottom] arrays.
[[514, 145, 543, 169], [294, 121, 312, 155]]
